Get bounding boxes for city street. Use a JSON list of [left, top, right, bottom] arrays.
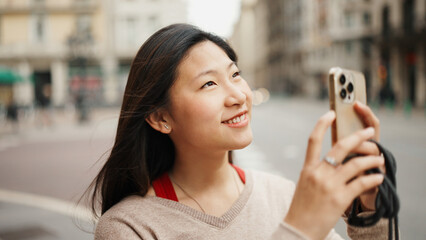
[[0, 97, 425, 239]]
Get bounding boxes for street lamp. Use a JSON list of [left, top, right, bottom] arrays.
[[67, 27, 93, 123]]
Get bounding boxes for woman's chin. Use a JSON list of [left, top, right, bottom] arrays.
[[230, 135, 253, 150]]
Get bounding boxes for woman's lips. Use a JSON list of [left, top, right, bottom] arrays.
[[222, 112, 249, 127]]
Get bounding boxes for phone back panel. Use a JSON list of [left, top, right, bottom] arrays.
[[329, 68, 367, 145]]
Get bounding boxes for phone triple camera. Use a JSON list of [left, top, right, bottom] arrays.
[[339, 74, 354, 102]]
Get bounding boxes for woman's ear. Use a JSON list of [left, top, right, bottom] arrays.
[[146, 109, 172, 134]]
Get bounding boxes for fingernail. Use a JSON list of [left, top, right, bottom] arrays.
[[376, 174, 384, 182], [324, 110, 335, 119], [355, 100, 365, 107], [365, 127, 374, 135]]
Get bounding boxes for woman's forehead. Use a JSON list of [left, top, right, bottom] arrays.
[[177, 41, 233, 79]]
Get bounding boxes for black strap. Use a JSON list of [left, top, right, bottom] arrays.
[[344, 140, 399, 240]]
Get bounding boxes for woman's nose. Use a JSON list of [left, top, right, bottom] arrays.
[[224, 83, 247, 107]]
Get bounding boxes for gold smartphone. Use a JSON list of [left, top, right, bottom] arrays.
[[328, 67, 367, 146]]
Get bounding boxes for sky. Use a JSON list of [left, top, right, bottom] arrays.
[[186, 0, 242, 38]]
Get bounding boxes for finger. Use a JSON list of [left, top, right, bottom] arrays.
[[305, 111, 336, 167], [352, 141, 381, 156], [354, 101, 380, 141], [327, 127, 375, 165], [337, 156, 384, 183], [359, 190, 379, 211], [346, 174, 384, 199]]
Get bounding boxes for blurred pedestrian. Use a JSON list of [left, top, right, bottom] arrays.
[[89, 24, 388, 239], [73, 76, 90, 124], [36, 84, 53, 127], [6, 95, 19, 132]]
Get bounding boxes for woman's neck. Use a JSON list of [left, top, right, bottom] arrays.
[[170, 150, 232, 191], [169, 150, 243, 216]]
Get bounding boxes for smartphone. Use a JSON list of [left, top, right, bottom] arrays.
[[328, 67, 367, 146]]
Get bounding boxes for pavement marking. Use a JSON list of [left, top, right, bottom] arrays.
[[0, 189, 93, 223]]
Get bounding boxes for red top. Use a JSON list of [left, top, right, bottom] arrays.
[[152, 164, 246, 202]]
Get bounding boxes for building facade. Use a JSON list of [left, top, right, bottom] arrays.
[[110, 0, 187, 103], [0, 0, 187, 108], [232, 0, 425, 107], [0, 0, 105, 107], [230, 0, 262, 88]]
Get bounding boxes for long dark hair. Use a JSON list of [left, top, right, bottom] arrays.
[[89, 24, 238, 218]]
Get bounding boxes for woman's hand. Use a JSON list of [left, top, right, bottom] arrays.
[[353, 101, 383, 211], [284, 108, 384, 240]]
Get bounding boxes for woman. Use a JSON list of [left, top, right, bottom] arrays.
[[92, 24, 387, 239]]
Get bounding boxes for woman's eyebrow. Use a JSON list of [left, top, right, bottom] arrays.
[[192, 62, 236, 81]]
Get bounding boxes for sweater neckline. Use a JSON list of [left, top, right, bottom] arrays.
[[147, 170, 252, 229], [152, 164, 246, 202]]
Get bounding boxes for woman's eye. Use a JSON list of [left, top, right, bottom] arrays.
[[232, 71, 241, 78], [201, 81, 216, 89]]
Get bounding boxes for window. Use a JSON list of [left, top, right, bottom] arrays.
[[75, 0, 90, 4], [403, 0, 415, 33], [77, 14, 91, 33], [345, 13, 353, 28], [148, 15, 159, 33], [382, 6, 390, 36], [363, 12, 371, 26], [32, 0, 45, 5], [32, 14, 46, 43], [362, 40, 371, 57], [126, 17, 136, 45], [345, 41, 353, 54]]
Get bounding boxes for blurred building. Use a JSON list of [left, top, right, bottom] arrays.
[[110, 0, 187, 103], [231, 0, 266, 89], [0, 0, 105, 108], [303, 0, 376, 99], [0, 0, 187, 108], [229, 1, 252, 86], [373, 0, 425, 107], [232, 0, 425, 107]]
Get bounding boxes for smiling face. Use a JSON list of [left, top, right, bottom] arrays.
[[166, 40, 253, 155]]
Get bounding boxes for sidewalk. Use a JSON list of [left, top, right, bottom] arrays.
[[0, 201, 93, 240], [0, 107, 120, 151], [0, 107, 119, 240]]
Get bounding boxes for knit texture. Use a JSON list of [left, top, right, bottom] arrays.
[[95, 170, 387, 239]]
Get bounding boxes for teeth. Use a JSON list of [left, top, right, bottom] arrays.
[[226, 114, 246, 124]]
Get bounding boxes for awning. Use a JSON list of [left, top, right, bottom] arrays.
[[0, 68, 22, 84]]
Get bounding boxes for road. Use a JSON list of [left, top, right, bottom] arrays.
[[0, 97, 425, 239]]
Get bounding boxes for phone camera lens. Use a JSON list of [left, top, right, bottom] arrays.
[[339, 75, 346, 85], [347, 82, 354, 93], [340, 89, 347, 99]]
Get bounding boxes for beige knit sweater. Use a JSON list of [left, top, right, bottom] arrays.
[[95, 170, 388, 239]]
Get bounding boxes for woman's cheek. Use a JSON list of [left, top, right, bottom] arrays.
[[247, 89, 253, 104], [184, 97, 219, 123], [245, 87, 253, 107]]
